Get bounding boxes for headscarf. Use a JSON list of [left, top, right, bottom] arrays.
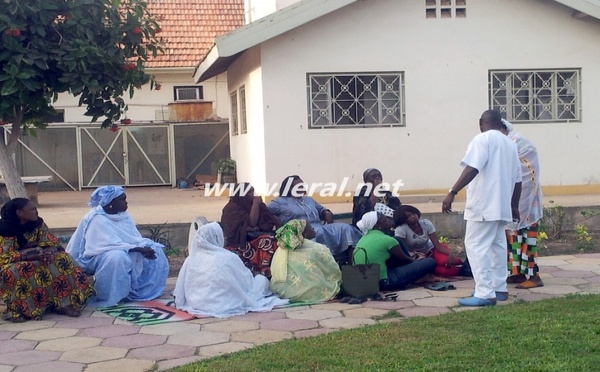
[[362, 168, 379, 183], [501, 118, 514, 133], [272, 219, 307, 283], [193, 222, 225, 255], [88, 185, 125, 207], [0, 198, 43, 248], [275, 219, 306, 250], [374, 203, 394, 218], [357, 211, 379, 234]]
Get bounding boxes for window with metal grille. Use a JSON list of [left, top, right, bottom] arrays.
[[307, 73, 406, 128], [489, 69, 580, 123], [174, 86, 203, 101], [239, 85, 247, 134], [426, 0, 467, 19], [230, 91, 239, 136]]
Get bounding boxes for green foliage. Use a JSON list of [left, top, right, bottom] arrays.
[[0, 0, 164, 131], [140, 222, 172, 253], [575, 224, 593, 252], [437, 235, 450, 245], [539, 200, 568, 239], [372, 310, 402, 321], [172, 294, 600, 371], [216, 157, 236, 176]]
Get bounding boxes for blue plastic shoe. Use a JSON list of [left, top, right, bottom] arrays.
[[470, 291, 509, 301], [495, 292, 509, 301], [458, 296, 496, 307]]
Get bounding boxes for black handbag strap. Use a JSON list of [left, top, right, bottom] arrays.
[[351, 247, 370, 265]]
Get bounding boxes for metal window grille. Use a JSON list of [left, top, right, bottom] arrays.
[[489, 69, 581, 123], [425, 0, 467, 19], [307, 73, 406, 128], [174, 86, 203, 101], [239, 86, 247, 134], [230, 91, 239, 136]]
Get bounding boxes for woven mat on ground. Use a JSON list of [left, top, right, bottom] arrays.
[[97, 298, 198, 326]]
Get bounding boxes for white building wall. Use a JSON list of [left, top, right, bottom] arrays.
[[54, 70, 229, 122], [254, 0, 600, 193], [226, 46, 270, 194], [244, 0, 300, 23]]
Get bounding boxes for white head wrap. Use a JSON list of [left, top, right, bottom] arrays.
[[357, 211, 379, 234], [501, 118, 514, 133], [87, 185, 125, 207]]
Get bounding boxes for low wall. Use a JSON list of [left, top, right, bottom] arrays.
[[53, 205, 600, 249]]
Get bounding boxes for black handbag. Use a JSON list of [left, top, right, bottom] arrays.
[[340, 247, 381, 298]]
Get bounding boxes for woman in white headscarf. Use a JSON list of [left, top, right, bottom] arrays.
[[66, 185, 169, 307], [174, 222, 288, 318], [354, 212, 435, 291]]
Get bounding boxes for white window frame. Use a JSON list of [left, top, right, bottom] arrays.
[[489, 69, 581, 123], [307, 72, 406, 128], [239, 85, 247, 134], [230, 91, 239, 136], [174, 86, 203, 101]]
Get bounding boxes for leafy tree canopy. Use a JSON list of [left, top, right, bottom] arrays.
[[0, 0, 164, 132]]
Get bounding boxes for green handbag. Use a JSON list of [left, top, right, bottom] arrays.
[[340, 247, 380, 298]]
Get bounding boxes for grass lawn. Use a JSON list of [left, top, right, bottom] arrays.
[[171, 294, 600, 371]]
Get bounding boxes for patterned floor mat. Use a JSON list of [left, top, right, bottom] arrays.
[[97, 298, 197, 326]]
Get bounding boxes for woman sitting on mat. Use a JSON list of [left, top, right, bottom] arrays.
[[0, 198, 95, 322], [268, 175, 362, 263], [393, 205, 463, 277], [67, 186, 169, 307], [174, 222, 287, 318], [221, 183, 280, 277], [269, 220, 342, 304], [355, 211, 436, 291]]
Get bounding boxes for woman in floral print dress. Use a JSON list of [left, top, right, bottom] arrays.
[[0, 198, 95, 322]]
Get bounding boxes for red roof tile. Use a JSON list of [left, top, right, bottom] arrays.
[[146, 0, 244, 68]]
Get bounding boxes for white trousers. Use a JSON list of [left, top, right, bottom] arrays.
[[464, 220, 508, 300]]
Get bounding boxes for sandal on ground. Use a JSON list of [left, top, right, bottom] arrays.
[[372, 293, 398, 302], [9, 315, 27, 323], [56, 306, 81, 318], [426, 282, 456, 291], [507, 274, 527, 284], [516, 279, 544, 289]]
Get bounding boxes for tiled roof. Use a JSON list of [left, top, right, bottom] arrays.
[[146, 0, 244, 68]]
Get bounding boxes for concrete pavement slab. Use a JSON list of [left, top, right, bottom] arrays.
[[126, 344, 196, 361], [15, 327, 78, 341], [283, 309, 342, 321], [198, 341, 254, 358], [342, 307, 389, 318], [166, 331, 230, 347], [362, 300, 415, 310], [0, 330, 16, 340], [230, 329, 292, 345], [59, 346, 127, 364], [0, 350, 61, 366], [0, 321, 56, 332], [84, 358, 155, 372], [12, 361, 84, 372], [101, 333, 167, 349], [229, 311, 286, 322], [156, 356, 208, 371], [138, 322, 201, 335], [529, 285, 581, 295], [79, 324, 140, 338], [1, 339, 37, 354], [36, 336, 102, 352], [0, 366, 13, 372], [399, 306, 451, 318], [413, 297, 460, 308], [200, 320, 258, 333], [318, 317, 376, 329], [260, 318, 319, 332]]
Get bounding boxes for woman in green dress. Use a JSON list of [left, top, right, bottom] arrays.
[[0, 198, 95, 322], [269, 219, 341, 304]]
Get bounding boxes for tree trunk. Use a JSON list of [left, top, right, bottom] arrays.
[[0, 133, 27, 200]]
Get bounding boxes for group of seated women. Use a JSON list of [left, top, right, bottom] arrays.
[[1, 170, 465, 322], [1, 186, 170, 322]]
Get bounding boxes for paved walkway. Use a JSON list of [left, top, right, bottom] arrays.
[[2, 253, 600, 371]]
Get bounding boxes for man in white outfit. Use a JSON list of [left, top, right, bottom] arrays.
[[442, 110, 522, 306]]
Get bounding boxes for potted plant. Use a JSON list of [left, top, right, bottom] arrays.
[[216, 157, 236, 184]]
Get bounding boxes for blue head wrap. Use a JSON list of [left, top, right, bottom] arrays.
[[88, 185, 125, 207]]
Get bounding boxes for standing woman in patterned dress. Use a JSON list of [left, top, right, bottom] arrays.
[[0, 198, 95, 322]]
